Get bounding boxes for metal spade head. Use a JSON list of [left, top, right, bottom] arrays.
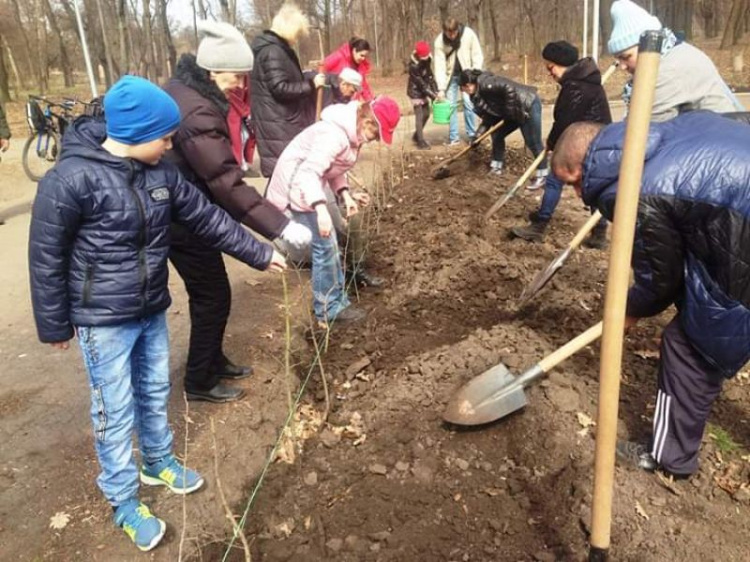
[[443, 363, 528, 426], [518, 247, 571, 306], [432, 165, 451, 180]]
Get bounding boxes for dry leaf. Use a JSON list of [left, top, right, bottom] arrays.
[[634, 349, 660, 360], [261, 331, 274, 339], [50, 511, 71, 530], [635, 501, 650, 520]]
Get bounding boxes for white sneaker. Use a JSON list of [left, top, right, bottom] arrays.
[[446, 139, 462, 147], [526, 176, 545, 191]]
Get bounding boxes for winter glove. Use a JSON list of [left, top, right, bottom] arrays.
[[279, 220, 313, 250]]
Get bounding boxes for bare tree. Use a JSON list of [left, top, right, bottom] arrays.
[[42, 0, 75, 87], [0, 31, 10, 102]]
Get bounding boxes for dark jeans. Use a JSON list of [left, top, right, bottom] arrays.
[[169, 224, 232, 392], [489, 97, 547, 171], [537, 173, 608, 229], [413, 103, 430, 144]]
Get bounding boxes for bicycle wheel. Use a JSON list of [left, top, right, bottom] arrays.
[[22, 130, 60, 182]]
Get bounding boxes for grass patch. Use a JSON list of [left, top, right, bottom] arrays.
[[707, 423, 744, 454]]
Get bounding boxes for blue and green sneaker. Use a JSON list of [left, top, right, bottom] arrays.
[[140, 454, 204, 495], [113, 499, 166, 552]]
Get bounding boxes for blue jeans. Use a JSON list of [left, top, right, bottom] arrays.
[[490, 97, 547, 172], [537, 172, 608, 228], [292, 210, 350, 322], [447, 74, 477, 142], [77, 312, 173, 507]]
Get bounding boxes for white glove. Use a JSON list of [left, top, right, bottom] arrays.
[[279, 221, 312, 249]]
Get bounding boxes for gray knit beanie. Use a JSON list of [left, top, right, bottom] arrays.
[[196, 20, 254, 72]]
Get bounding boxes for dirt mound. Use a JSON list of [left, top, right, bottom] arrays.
[[210, 147, 750, 561]]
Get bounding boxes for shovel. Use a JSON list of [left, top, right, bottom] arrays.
[[443, 321, 603, 426], [518, 210, 603, 306], [483, 150, 547, 221], [431, 120, 505, 180]]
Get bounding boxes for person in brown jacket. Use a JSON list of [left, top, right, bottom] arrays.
[[165, 20, 312, 403]]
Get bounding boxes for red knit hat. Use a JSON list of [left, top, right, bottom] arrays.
[[370, 96, 401, 145], [414, 41, 431, 59]]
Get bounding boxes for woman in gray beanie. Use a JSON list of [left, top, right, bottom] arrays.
[[164, 20, 311, 403]]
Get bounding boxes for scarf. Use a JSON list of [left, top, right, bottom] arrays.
[[622, 28, 679, 107], [226, 78, 255, 166], [442, 25, 463, 55]]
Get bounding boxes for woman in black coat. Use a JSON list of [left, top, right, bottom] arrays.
[[251, 4, 324, 178]]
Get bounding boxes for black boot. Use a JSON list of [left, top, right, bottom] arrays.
[[615, 440, 657, 472], [186, 382, 245, 403], [510, 220, 548, 243], [584, 224, 608, 249]]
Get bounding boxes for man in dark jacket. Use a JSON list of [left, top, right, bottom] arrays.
[[552, 112, 750, 477], [251, 4, 323, 177], [460, 69, 547, 185], [511, 41, 612, 245], [28, 75, 285, 551], [164, 21, 310, 403]]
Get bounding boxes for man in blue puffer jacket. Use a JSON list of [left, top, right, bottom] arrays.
[[28, 76, 286, 551], [552, 111, 750, 477]]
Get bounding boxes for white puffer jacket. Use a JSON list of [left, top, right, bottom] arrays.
[[433, 26, 484, 92]]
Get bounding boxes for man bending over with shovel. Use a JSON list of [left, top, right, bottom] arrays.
[[552, 112, 750, 478], [460, 69, 547, 188]]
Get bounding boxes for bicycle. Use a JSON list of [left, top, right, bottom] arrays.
[[21, 95, 102, 182]]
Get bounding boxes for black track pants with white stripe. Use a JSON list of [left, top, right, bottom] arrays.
[[650, 316, 724, 476]]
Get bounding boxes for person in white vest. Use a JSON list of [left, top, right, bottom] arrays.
[[434, 17, 484, 145]]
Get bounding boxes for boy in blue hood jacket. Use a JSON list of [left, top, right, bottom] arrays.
[[552, 112, 750, 477], [28, 76, 286, 551]]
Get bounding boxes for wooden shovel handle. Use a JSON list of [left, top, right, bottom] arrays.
[[484, 150, 546, 221], [315, 63, 324, 122], [601, 61, 618, 85], [569, 210, 603, 250], [441, 119, 505, 167], [537, 321, 603, 373], [590, 31, 664, 556]]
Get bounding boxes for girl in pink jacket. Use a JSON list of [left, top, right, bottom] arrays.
[[267, 97, 400, 327]]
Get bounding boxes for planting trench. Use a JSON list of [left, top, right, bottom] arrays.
[[204, 146, 750, 562]]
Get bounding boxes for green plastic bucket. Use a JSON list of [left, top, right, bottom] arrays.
[[432, 100, 453, 124]]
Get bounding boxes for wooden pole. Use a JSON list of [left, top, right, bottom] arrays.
[[588, 30, 664, 561], [592, 0, 600, 61], [583, 0, 589, 58]]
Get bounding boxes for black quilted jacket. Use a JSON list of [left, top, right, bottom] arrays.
[[471, 72, 538, 124], [547, 58, 612, 150], [29, 118, 273, 343], [250, 31, 316, 177], [407, 54, 438, 100]]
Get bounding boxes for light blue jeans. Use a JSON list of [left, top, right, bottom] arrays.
[[77, 312, 173, 507], [447, 74, 477, 143], [292, 210, 351, 322]]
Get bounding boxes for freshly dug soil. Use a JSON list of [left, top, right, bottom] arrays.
[[216, 146, 750, 561]]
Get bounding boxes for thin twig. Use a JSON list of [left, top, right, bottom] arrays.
[[211, 418, 252, 562], [178, 391, 190, 561]]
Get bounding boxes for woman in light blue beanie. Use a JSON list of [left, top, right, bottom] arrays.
[[608, 0, 742, 121]]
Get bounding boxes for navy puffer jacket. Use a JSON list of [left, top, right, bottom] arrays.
[[582, 111, 750, 377], [29, 117, 273, 343]]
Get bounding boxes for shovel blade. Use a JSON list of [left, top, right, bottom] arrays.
[[443, 363, 528, 426], [518, 249, 569, 306], [432, 166, 451, 180]]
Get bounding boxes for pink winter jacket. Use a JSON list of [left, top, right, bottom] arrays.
[[266, 101, 361, 213]]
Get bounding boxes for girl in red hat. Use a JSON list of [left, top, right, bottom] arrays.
[[407, 41, 439, 150]]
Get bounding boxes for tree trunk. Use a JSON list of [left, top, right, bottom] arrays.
[[142, 0, 156, 80], [488, 0, 500, 61], [95, 0, 116, 84], [117, 0, 131, 73], [42, 0, 75, 87], [158, 0, 177, 76], [720, 0, 748, 48], [2, 36, 23, 94], [9, 0, 41, 91], [438, 0, 449, 25]]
